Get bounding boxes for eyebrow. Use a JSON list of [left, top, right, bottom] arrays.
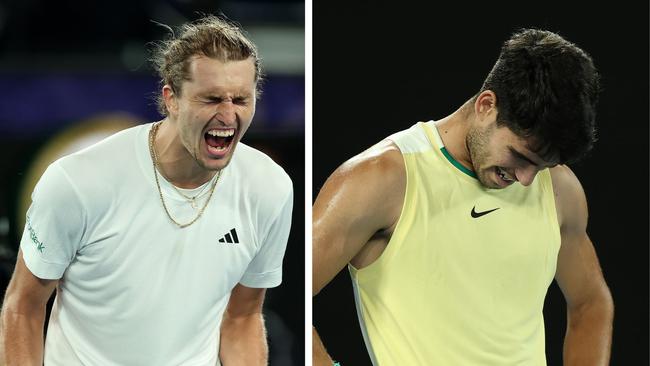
[[508, 146, 540, 167]]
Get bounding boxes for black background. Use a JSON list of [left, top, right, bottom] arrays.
[[313, 1, 649, 365]]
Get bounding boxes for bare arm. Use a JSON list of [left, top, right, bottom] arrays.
[[312, 142, 405, 365], [219, 284, 268, 366], [551, 166, 614, 366], [0, 249, 58, 366]]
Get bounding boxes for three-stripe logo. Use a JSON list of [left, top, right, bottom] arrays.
[[218, 228, 239, 244]]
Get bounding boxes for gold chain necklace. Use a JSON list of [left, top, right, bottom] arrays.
[[170, 177, 212, 209], [148, 122, 221, 228]]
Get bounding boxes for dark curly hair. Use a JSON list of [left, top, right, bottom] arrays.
[[478, 28, 600, 164], [150, 15, 262, 116]]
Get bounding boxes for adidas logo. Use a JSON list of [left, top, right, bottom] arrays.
[[218, 228, 239, 244]]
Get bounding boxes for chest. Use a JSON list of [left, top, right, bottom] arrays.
[[62, 184, 262, 304], [392, 174, 562, 295]]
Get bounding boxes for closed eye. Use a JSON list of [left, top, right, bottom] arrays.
[[232, 97, 249, 105], [203, 96, 249, 105], [205, 97, 223, 103], [508, 146, 539, 167]]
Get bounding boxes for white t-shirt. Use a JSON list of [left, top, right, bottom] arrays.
[[20, 123, 293, 366]]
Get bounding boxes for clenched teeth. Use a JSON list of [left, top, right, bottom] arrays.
[[207, 129, 235, 137]]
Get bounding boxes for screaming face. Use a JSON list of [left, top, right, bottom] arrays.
[[165, 56, 257, 173]]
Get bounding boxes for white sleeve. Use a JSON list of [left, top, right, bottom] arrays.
[[239, 184, 293, 288], [19, 162, 86, 280]]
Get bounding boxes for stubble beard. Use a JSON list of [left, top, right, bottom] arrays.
[[466, 123, 496, 188]]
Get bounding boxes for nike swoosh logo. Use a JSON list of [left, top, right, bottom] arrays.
[[471, 206, 500, 218]]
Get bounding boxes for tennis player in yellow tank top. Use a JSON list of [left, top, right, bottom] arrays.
[[313, 29, 613, 366]]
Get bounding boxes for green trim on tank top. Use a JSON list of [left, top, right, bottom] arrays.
[[440, 147, 478, 179]]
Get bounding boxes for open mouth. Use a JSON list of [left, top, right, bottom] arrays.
[[204, 128, 236, 155]]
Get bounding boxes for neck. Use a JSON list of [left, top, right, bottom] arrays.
[[153, 119, 216, 189], [435, 99, 475, 171]]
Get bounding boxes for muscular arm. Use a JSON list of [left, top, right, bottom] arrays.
[[219, 284, 268, 366], [0, 249, 58, 366], [312, 142, 405, 365], [551, 166, 614, 365]]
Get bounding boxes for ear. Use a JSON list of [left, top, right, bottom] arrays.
[[473, 90, 498, 124], [162, 85, 179, 116]]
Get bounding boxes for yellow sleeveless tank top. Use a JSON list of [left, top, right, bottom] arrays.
[[349, 121, 561, 365]]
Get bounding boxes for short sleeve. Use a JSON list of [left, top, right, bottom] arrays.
[[20, 162, 86, 280], [239, 183, 293, 288]]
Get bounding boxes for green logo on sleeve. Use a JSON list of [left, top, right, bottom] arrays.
[[26, 216, 45, 253]]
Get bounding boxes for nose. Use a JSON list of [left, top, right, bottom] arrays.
[[215, 101, 236, 125], [515, 165, 540, 186]]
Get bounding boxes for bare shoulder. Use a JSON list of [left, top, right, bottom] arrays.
[[315, 139, 405, 230], [332, 139, 404, 187], [549, 165, 588, 232], [313, 140, 406, 293]]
